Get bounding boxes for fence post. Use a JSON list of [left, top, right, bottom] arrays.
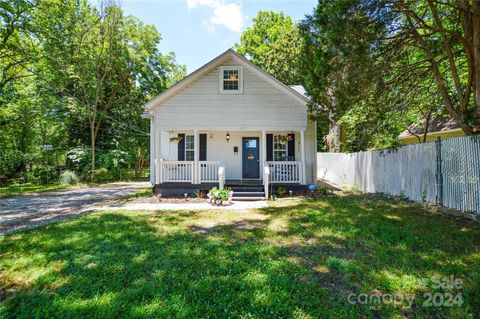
[[435, 137, 443, 206]]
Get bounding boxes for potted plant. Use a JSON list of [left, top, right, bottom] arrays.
[[276, 135, 292, 144], [207, 187, 233, 206], [169, 136, 183, 143]]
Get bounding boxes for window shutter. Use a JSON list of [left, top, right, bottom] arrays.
[[177, 133, 185, 161], [287, 134, 295, 160], [266, 134, 273, 161], [199, 134, 207, 161]]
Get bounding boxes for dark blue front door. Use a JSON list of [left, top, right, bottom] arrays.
[[242, 137, 259, 179]]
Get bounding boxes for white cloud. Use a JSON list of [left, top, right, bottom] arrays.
[[187, 0, 244, 32]]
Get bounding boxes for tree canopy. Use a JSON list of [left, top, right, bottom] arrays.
[[0, 0, 185, 183], [236, 11, 302, 85], [299, 0, 480, 151]]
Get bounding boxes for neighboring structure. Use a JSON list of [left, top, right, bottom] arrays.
[[398, 115, 465, 144], [143, 49, 317, 199]]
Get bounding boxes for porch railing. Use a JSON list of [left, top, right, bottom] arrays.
[[199, 161, 222, 183], [159, 160, 222, 184], [161, 160, 194, 183], [267, 161, 302, 183]]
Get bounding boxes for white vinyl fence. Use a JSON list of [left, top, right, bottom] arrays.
[[317, 136, 480, 214]]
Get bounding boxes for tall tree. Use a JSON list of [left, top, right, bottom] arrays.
[[299, 0, 386, 151], [236, 11, 302, 84], [392, 0, 480, 134]]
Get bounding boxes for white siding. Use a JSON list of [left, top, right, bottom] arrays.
[[154, 58, 307, 131], [158, 126, 317, 183]]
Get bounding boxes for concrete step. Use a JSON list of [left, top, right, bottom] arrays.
[[233, 191, 265, 197], [228, 187, 264, 192], [232, 196, 266, 201]]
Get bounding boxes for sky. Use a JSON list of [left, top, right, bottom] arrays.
[[121, 0, 318, 73]]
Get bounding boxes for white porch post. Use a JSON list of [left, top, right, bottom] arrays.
[[261, 130, 266, 185], [149, 115, 155, 185], [194, 130, 199, 184], [300, 130, 306, 184], [155, 126, 161, 184]]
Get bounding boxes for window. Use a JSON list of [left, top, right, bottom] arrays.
[[273, 135, 288, 161], [245, 139, 257, 148], [185, 135, 194, 161], [219, 66, 243, 93], [223, 69, 239, 90]]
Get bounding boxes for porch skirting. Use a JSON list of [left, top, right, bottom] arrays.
[[153, 182, 307, 197]]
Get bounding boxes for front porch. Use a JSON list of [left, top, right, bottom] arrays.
[[150, 129, 309, 198]]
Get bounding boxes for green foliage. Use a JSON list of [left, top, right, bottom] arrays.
[[0, 150, 24, 179], [207, 186, 231, 202], [92, 168, 111, 182], [58, 170, 79, 185], [299, 0, 480, 151], [236, 11, 302, 84], [276, 186, 286, 197], [66, 147, 91, 175], [0, 0, 186, 186], [33, 164, 58, 184]]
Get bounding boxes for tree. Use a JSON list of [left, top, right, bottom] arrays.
[[299, 0, 385, 151], [391, 0, 480, 134], [236, 11, 302, 84], [0, 0, 39, 107], [0, 0, 185, 184]]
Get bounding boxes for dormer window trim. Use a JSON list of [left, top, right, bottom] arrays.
[[219, 66, 243, 94]]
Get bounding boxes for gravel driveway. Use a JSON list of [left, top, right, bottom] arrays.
[[0, 182, 150, 235]]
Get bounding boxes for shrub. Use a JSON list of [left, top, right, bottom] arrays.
[[66, 147, 91, 174], [208, 187, 231, 201], [276, 186, 287, 197], [93, 168, 111, 182], [33, 165, 58, 184], [0, 149, 24, 179], [59, 170, 79, 185]]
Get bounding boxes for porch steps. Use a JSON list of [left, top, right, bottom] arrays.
[[232, 196, 265, 201], [226, 184, 265, 201]]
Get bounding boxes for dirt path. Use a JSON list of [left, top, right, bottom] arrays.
[[0, 182, 150, 235]]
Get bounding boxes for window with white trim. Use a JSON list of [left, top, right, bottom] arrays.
[[273, 135, 288, 161], [219, 66, 243, 93], [185, 135, 195, 161]]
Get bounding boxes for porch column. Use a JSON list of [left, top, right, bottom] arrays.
[[300, 130, 306, 184], [155, 126, 161, 184], [194, 130, 199, 184], [149, 115, 155, 185], [261, 130, 266, 185]]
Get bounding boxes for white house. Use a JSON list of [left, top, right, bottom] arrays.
[[143, 49, 317, 199]]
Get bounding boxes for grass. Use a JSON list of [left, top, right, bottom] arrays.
[[0, 181, 150, 198], [0, 183, 70, 197], [1, 195, 479, 318]]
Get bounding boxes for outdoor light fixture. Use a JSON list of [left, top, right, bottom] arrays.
[[226, 132, 230, 143]]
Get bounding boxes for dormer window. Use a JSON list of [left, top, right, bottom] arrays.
[[219, 66, 243, 94]]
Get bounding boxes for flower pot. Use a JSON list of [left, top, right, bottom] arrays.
[[214, 199, 222, 206]]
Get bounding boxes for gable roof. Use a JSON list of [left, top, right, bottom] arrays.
[[144, 49, 309, 111]]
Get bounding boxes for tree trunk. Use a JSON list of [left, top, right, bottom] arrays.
[[327, 110, 342, 152], [90, 122, 95, 182]]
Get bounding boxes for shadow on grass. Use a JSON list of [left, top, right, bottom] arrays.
[[1, 194, 479, 318]]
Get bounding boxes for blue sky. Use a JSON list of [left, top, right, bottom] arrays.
[[121, 0, 317, 73]]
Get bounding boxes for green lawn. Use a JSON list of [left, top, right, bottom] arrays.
[[1, 195, 479, 318], [0, 183, 70, 197]]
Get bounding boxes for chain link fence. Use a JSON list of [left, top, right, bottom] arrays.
[[317, 135, 480, 214]]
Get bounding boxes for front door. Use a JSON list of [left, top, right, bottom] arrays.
[[242, 137, 259, 179]]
